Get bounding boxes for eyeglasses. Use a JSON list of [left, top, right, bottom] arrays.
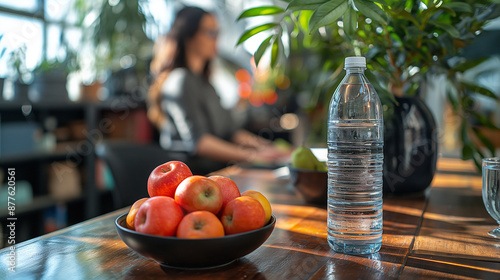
[[202, 29, 219, 39]]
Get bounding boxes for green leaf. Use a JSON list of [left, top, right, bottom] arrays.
[[472, 153, 483, 172], [460, 95, 474, 109], [470, 111, 499, 130], [435, 6, 456, 17], [237, 6, 284, 20], [298, 10, 313, 33], [271, 37, 280, 68], [460, 119, 470, 143], [343, 6, 358, 36], [438, 35, 456, 56], [446, 88, 459, 112], [441, 2, 472, 13], [365, 71, 396, 104], [429, 21, 460, 38], [472, 127, 496, 157], [254, 35, 273, 66], [291, 19, 300, 37], [236, 23, 278, 45], [368, 0, 389, 6], [421, 5, 440, 20], [388, 9, 419, 26], [461, 81, 498, 99], [309, 0, 347, 32], [365, 46, 382, 59], [452, 58, 488, 72], [287, 0, 328, 11], [354, 0, 388, 25], [460, 124, 482, 170], [462, 144, 474, 160], [390, 32, 403, 45]]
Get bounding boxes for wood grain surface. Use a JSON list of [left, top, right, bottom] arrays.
[[1, 158, 499, 279]]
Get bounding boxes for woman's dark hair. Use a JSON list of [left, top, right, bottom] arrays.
[[148, 6, 213, 129], [151, 6, 211, 79], [170, 7, 210, 77]]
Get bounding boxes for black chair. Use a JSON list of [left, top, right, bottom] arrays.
[[95, 141, 189, 209]]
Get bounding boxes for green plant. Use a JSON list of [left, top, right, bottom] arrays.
[[7, 44, 28, 83], [33, 48, 79, 77], [7, 23, 79, 82], [75, 0, 154, 81], [237, 0, 500, 168]]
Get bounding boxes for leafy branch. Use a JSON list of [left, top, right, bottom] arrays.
[[236, 0, 500, 169]]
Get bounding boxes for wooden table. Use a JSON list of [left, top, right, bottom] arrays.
[[2, 158, 500, 279]]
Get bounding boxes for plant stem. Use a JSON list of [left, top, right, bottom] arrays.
[[385, 29, 403, 97]]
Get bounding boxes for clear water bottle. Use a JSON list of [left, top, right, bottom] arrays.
[[327, 56, 384, 254]]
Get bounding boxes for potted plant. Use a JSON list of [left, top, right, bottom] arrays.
[[5, 44, 30, 102], [236, 0, 500, 193], [30, 49, 79, 103], [74, 0, 154, 100]]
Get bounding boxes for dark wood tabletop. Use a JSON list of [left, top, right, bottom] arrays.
[[1, 158, 499, 279]]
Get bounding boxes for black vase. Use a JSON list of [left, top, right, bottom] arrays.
[[383, 96, 438, 193]]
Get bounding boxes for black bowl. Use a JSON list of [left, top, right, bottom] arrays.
[[288, 166, 327, 205], [115, 213, 276, 269]]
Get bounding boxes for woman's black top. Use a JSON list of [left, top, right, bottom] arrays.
[[158, 67, 239, 154]]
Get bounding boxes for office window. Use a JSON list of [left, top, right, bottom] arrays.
[[45, 0, 77, 23], [0, 13, 43, 78], [0, 0, 38, 12]]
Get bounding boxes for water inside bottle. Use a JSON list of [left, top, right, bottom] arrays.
[[327, 81, 384, 255]]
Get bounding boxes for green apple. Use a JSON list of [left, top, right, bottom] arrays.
[[291, 146, 327, 172]]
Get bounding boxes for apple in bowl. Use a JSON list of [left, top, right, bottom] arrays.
[[242, 190, 272, 224], [221, 196, 266, 235], [126, 197, 149, 230], [208, 175, 241, 215], [134, 196, 184, 237], [176, 211, 225, 239], [175, 176, 223, 214], [116, 161, 278, 268], [147, 161, 192, 198]]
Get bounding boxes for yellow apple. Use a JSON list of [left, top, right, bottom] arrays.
[[126, 198, 149, 230], [241, 190, 272, 224]]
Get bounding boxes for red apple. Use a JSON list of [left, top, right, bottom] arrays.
[[221, 196, 266, 235], [134, 196, 184, 236], [147, 161, 192, 198], [176, 211, 225, 239], [126, 197, 149, 230], [208, 175, 240, 215], [174, 176, 223, 214]]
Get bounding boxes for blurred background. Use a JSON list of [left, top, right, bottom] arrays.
[[0, 0, 499, 246]]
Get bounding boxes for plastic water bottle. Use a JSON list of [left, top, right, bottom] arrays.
[[327, 56, 384, 254]]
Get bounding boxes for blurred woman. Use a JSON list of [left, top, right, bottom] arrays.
[[148, 6, 289, 173]]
